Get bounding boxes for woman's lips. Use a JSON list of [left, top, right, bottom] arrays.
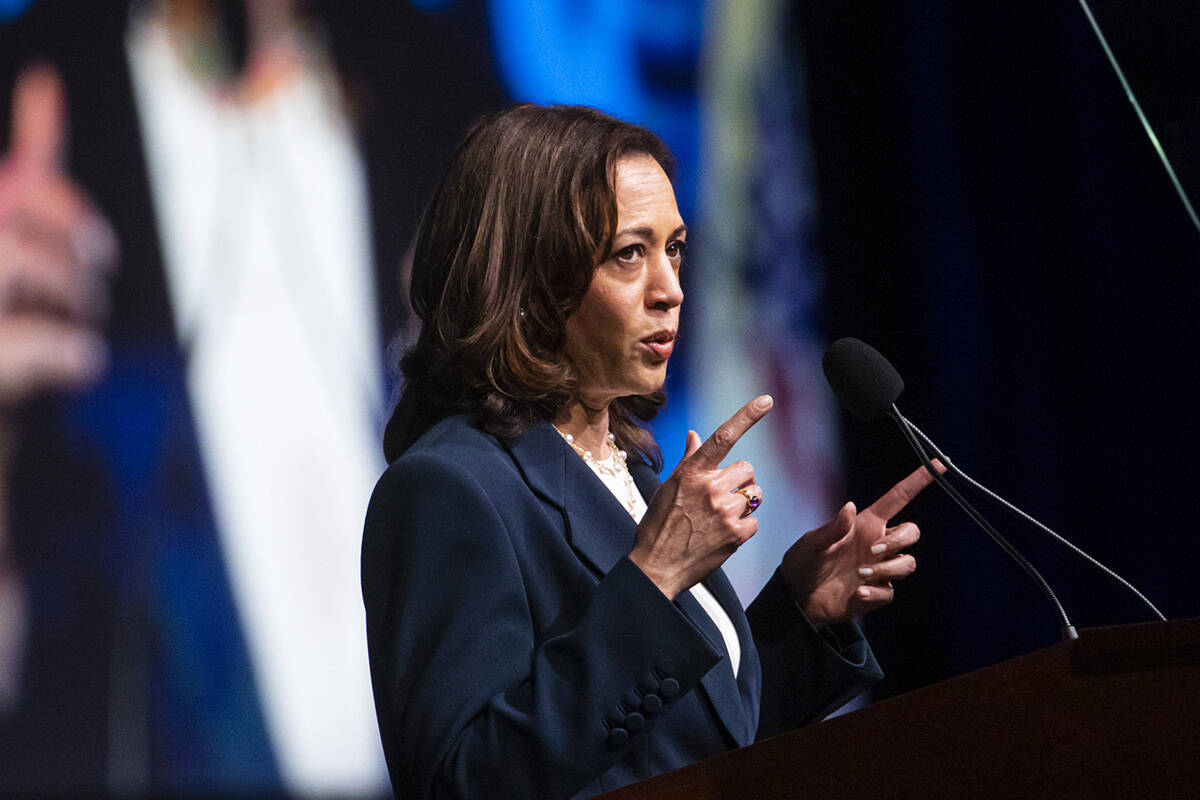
[[641, 332, 676, 359], [644, 340, 674, 358]]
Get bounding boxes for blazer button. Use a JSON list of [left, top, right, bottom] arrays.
[[641, 693, 662, 714], [637, 672, 660, 694], [624, 712, 645, 732], [605, 708, 626, 727], [659, 677, 680, 698], [607, 727, 630, 747]]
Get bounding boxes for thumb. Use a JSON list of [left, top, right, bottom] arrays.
[[682, 429, 702, 460], [9, 63, 66, 174], [801, 501, 856, 551]]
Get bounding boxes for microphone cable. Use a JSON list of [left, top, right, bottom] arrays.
[[895, 409, 1166, 622], [886, 404, 1079, 641]]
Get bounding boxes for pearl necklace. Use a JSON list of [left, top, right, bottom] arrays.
[[554, 427, 640, 516]]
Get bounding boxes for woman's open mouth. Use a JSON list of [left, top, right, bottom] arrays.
[[641, 330, 676, 359]]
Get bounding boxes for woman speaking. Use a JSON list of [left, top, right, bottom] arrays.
[[362, 104, 933, 800]]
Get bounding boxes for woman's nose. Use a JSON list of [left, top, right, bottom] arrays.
[[646, 253, 683, 310]]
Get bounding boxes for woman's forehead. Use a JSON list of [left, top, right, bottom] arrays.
[[614, 155, 683, 232]]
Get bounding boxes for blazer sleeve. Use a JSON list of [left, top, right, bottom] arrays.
[[746, 568, 883, 740], [362, 451, 724, 800]]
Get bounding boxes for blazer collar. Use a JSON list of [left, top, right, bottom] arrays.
[[504, 419, 567, 509], [504, 420, 636, 575]]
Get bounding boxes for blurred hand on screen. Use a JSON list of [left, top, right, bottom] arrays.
[[0, 63, 115, 420], [0, 62, 117, 711]]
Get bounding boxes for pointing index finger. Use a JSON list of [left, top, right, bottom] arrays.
[[865, 460, 944, 521], [10, 63, 66, 174], [689, 395, 773, 469]]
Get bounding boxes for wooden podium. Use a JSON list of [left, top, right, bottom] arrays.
[[600, 618, 1200, 799]]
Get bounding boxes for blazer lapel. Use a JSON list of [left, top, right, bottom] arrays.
[[509, 428, 757, 745], [505, 421, 636, 575], [699, 570, 761, 744], [504, 420, 567, 510], [629, 459, 661, 509]]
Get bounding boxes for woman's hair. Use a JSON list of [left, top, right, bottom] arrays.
[[382, 104, 675, 467]]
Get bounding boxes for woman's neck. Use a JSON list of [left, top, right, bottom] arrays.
[[554, 402, 613, 460]]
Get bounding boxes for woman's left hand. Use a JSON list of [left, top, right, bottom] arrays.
[[780, 463, 941, 629]]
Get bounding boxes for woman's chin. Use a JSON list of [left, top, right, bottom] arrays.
[[628, 368, 668, 396], [577, 365, 669, 406]]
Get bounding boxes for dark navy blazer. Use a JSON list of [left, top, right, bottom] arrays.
[[361, 415, 882, 800]]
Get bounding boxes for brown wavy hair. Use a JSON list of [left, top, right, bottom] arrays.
[[382, 104, 675, 468]]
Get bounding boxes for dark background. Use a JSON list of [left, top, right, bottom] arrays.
[[792, 0, 1200, 698]]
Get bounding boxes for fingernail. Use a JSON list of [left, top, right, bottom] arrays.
[[754, 395, 773, 410], [857, 587, 871, 599], [870, 542, 887, 555], [857, 566, 874, 578]]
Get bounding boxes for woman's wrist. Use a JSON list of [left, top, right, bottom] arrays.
[[778, 564, 834, 630], [628, 547, 683, 601], [793, 599, 829, 632]]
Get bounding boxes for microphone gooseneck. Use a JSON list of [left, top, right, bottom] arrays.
[[895, 411, 1166, 622], [887, 403, 1078, 641], [823, 337, 1166, 641]]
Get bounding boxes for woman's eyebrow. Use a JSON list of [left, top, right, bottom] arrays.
[[613, 224, 688, 239]]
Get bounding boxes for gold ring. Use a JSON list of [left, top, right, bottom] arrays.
[[732, 486, 761, 514]]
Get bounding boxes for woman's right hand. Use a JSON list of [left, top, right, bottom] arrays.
[[630, 395, 773, 599]]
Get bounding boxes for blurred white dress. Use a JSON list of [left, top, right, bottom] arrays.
[[127, 12, 387, 795]]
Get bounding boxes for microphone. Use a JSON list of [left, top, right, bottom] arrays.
[[822, 337, 904, 422], [822, 337, 1166, 641]]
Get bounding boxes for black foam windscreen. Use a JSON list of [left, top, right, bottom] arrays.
[[822, 337, 905, 421]]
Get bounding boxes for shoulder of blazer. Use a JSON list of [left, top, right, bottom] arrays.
[[378, 415, 565, 523], [384, 415, 669, 580]]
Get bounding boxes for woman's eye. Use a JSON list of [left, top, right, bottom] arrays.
[[615, 245, 642, 263], [667, 240, 687, 260]]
